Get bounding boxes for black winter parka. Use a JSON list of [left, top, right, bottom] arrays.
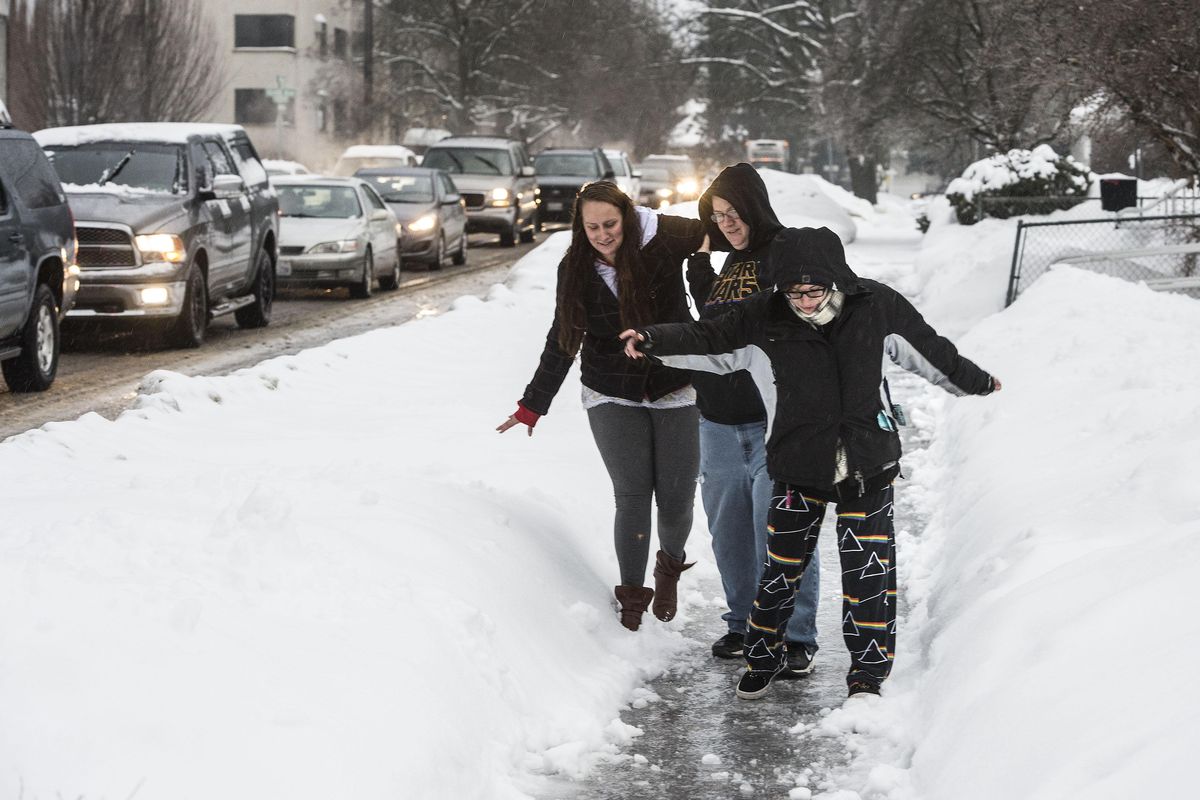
[[638, 227, 995, 495], [520, 213, 705, 416]]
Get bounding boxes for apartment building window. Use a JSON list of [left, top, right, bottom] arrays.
[[333, 27, 348, 59], [316, 20, 328, 57], [234, 14, 296, 49], [235, 89, 295, 126]]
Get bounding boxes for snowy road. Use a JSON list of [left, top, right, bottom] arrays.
[[0, 235, 536, 440]]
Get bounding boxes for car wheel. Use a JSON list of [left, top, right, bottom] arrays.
[[452, 232, 467, 266], [379, 252, 401, 290], [500, 215, 517, 247], [168, 266, 208, 349], [519, 223, 535, 244], [534, 210, 544, 233], [349, 249, 374, 299], [235, 247, 275, 329], [1, 284, 59, 392]]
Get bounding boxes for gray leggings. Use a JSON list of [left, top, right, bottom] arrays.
[[586, 402, 700, 587]]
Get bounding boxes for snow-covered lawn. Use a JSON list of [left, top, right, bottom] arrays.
[[2, 171, 1194, 798]]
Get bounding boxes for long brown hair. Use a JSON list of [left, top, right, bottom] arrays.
[[555, 181, 654, 354]]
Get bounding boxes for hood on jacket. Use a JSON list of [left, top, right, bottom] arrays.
[[698, 163, 783, 252], [769, 226, 860, 293]]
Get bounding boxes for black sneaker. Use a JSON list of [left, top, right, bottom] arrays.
[[847, 680, 881, 697], [781, 644, 816, 677], [711, 631, 745, 659], [736, 667, 783, 700]]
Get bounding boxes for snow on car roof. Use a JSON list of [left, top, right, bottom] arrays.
[[339, 144, 416, 159], [270, 175, 363, 186], [33, 122, 249, 147]]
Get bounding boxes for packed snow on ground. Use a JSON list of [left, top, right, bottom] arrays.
[[2, 181, 1195, 799]]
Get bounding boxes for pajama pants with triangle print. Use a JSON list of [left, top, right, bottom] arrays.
[[744, 482, 896, 690]]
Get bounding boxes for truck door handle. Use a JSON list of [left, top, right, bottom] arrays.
[[7, 233, 22, 243]]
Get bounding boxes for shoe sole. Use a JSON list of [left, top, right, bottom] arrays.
[[712, 649, 743, 659], [735, 683, 773, 700]]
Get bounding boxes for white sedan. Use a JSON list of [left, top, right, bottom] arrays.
[[273, 176, 401, 298]]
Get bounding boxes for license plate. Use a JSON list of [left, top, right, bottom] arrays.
[[277, 260, 292, 276], [546, 202, 563, 211]]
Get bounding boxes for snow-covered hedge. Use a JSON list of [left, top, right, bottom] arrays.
[[945, 145, 1092, 225]]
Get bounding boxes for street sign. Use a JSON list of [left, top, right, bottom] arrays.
[[265, 75, 295, 105]]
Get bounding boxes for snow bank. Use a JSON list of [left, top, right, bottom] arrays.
[[945, 144, 1089, 204], [834, 269, 1200, 799], [0, 231, 691, 800]]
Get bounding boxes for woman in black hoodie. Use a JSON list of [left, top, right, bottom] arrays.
[[497, 181, 706, 632], [622, 226, 1001, 700], [688, 164, 821, 674]]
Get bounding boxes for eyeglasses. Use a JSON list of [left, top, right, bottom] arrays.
[[709, 210, 742, 224], [783, 287, 828, 300]]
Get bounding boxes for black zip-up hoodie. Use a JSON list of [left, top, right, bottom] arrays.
[[685, 163, 784, 425], [639, 227, 996, 496]]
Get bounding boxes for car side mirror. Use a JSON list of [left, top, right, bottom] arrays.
[[371, 208, 392, 221], [603, 170, 615, 180], [520, 165, 535, 178], [631, 170, 642, 179], [442, 193, 461, 205], [211, 173, 245, 199]]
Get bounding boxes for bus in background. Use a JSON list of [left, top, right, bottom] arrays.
[[745, 139, 790, 171]]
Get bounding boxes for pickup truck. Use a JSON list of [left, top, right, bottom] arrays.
[[34, 123, 279, 348], [0, 104, 78, 392]]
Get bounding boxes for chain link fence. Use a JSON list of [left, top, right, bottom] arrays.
[[1005, 213, 1200, 306]]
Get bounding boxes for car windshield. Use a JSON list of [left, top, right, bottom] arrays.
[[645, 160, 694, 180], [423, 147, 514, 176], [358, 174, 434, 203], [44, 143, 187, 194], [276, 185, 362, 218], [535, 154, 599, 178], [639, 167, 670, 183]]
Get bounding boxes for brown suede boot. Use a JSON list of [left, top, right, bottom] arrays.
[[651, 549, 695, 622], [613, 585, 655, 631]]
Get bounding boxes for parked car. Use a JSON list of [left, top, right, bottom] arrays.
[[533, 147, 615, 225], [332, 145, 418, 176], [0, 103, 78, 392], [356, 167, 467, 270], [35, 122, 279, 348], [262, 159, 312, 177], [603, 149, 641, 201], [422, 135, 538, 247], [637, 154, 701, 206], [273, 176, 401, 298]]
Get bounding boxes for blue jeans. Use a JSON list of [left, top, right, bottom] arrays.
[[699, 418, 819, 649]]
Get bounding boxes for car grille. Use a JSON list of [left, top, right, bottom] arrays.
[[77, 226, 136, 269], [280, 245, 305, 256], [461, 192, 485, 210], [540, 186, 579, 201]]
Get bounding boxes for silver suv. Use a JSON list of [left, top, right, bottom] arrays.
[[0, 103, 78, 392], [422, 135, 538, 247]]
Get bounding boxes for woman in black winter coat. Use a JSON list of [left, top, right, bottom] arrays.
[[497, 181, 706, 632], [621, 226, 1002, 699]]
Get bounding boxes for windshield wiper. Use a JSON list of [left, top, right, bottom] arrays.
[[98, 148, 136, 186], [474, 155, 501, 174]]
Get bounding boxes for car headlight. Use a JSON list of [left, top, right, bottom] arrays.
[[676, 178, 698, 197], [409, 213, 438, 233], [490, 187, 512, 207], [308, 239, 359, 254], [134, 233, 186, 263], [655, 187, 673, 198]]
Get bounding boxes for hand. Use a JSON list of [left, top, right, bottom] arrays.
[[496, 415, 534, 436], [698, 234, 711, 254], [992, 377, 1003, 391], [619, 329, 646, 359]]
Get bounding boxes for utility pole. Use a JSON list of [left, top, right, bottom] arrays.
[[363, 0, 373, 110]]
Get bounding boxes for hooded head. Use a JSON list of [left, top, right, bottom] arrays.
[[698, 163, 783, 252], [768, 226, 859, 293]]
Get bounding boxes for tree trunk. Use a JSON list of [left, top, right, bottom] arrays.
[[847, 153, 878, 205]]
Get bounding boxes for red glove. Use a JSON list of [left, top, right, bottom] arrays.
[[513, 402, 540, 428]]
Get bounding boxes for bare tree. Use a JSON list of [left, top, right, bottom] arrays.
[[9, 0, 225, 128], [1053, 0, 1200, 179]]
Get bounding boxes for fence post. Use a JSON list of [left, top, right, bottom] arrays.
[[1005, 220, 1025, 307]]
